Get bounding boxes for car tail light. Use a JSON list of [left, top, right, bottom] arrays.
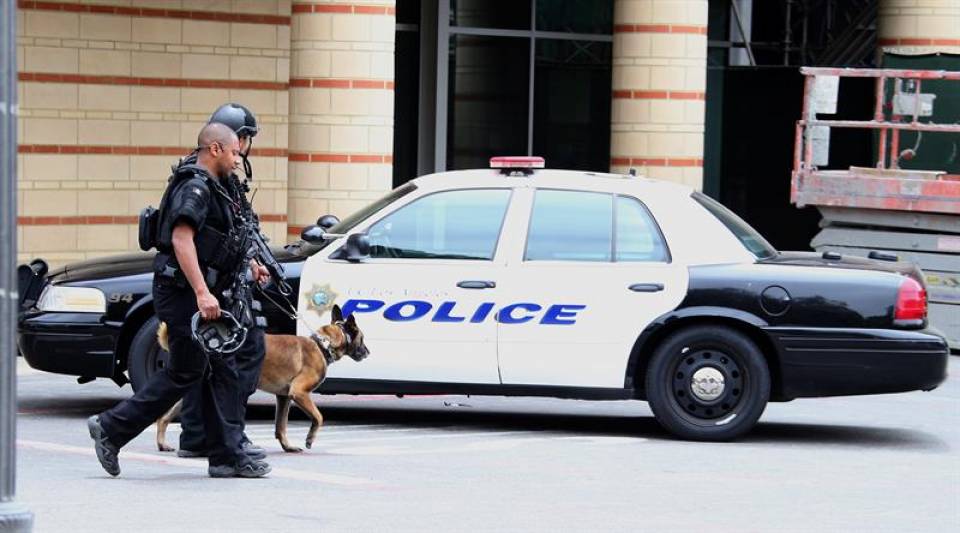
[[894, 276, 927, 325]]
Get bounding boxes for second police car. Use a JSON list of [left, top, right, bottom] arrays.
[[18, 157, 949, 441]]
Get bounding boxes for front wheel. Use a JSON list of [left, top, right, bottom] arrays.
[[127, 316, 169, 392], [645, 326, 770, 441]]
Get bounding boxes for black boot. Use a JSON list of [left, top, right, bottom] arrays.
[[87, 415, 121, 477]]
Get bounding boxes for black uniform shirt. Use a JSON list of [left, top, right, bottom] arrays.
[[159, 166, 236, 273]]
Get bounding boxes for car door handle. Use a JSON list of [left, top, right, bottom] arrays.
[[629, 283, 664, 293], [457, 280, 496, 289]]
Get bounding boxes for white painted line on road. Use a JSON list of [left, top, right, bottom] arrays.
[[17, 439, 379, 487]]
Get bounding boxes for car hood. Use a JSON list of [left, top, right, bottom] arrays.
[[47, 252, 157, 283], [761, 251, 923, 282], [48, 245, 305, 284]]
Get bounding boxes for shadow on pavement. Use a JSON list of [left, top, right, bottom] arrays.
[[248, 402, 947, 451], [19, 392, 947, 452], [745, 421, 949, 452]]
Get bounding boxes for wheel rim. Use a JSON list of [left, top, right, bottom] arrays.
[[670, 346, 745, 421], [145, 344, 169, 380]]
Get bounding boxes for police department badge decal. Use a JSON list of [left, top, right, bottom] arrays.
[[304, 283, 338, 316]]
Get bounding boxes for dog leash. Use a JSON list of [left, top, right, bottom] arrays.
[[256, 284, 343, 364], [255, 283, 317, 332]]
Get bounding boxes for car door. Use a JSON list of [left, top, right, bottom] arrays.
[[496, 188, 688, 388], [298, 188, 512, 384]]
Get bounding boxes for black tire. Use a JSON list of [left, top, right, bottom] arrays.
[[645, 325, 770, 441], [127, 316, 170, 393]]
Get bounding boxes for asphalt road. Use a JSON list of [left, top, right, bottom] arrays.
[[11, 357, 960, 533]]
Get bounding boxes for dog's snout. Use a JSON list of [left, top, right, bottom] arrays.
[[352, 345, 370, 361]]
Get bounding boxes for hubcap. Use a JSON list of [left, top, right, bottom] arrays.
[[690, 367, 725, 401], [671, 348, 745, 420]]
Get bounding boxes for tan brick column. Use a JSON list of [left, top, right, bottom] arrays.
[[609, 0, 708, 189], [879, 0, 960, 55], [287, 1, 395, 237], [15, 0, 291, 266]]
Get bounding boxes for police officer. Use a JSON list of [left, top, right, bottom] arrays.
[[175, 103, 268, 459], [87, 123, 271, 478]]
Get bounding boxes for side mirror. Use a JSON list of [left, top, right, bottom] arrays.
[[343, 233, 371, 262], [316, 214, 340, 232], [300, 225, 326, 244]]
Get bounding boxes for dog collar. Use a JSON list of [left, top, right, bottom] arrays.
[[335, 321, 352, 347], [310, 333, 336, 365]]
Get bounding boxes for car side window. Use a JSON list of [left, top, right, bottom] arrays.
[[616, 195, 670, 262], [366, 189, 511, 260], [525, 190, 613, 261]]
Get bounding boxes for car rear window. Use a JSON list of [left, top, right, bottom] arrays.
[[692, 192, 777, 259], [525, 189, 670, 262]]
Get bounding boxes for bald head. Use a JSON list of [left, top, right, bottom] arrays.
[[198, 122, 238, 149], [196, 122, 241, 179]]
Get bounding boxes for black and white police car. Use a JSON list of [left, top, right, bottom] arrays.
[[19, 156, 949, 440]]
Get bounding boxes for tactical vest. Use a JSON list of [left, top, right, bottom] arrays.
[[142, 163, 251, 291]]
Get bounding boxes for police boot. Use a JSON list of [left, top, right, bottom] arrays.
[[178, 446, 266, 461], [87, 415, 121, 477], [208, 459, 271, 479], [241, 437, 265, 456]]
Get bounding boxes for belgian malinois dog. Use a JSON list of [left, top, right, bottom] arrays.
[[155, 304, 369, 453]]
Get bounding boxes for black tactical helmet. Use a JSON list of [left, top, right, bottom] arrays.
[[208, 103, 258, 139], [191, 310, 248, 355]]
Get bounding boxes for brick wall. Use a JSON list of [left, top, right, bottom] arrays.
[[286, 1, 396, 237], [15, 0, 294, 267], [609, 0, 707, 189], [879, 0, 960, 55]]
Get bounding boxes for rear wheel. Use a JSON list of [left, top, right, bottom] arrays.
[[127, 316, 169, 392], [645, 325, 770, 441]]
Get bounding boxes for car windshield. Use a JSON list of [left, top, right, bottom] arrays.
[[291, 183, 418, 256], [691, 192, 778, 259]]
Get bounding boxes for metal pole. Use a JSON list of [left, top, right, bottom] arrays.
[[729, 0, 756, 67], [784, 0, 793, 66], [0, 0, 34, 529], [434, 0, 450, 172], [874, 76, 887, 168]]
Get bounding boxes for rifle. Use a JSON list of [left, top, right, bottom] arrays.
[[226, 175, 293, 297], [247, 221, 293, 297]]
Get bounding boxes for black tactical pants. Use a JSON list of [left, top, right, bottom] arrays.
[[98, 279, 246, 467], [179, 325, 265, 452]]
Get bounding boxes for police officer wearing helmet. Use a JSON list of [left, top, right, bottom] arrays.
[[174, 103, 269, 459], [87, 123, 271, 478]]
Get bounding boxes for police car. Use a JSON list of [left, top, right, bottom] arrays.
[[18, 157, 949, 441]]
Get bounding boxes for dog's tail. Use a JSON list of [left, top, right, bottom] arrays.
[[156, 321, 170, 351]]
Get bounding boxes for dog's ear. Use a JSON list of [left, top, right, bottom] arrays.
[[331, 304, 343, 323]]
